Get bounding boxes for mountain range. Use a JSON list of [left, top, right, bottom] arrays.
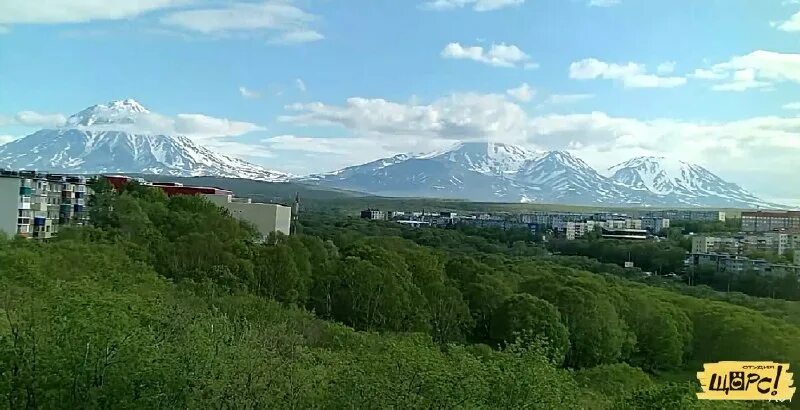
[[304, 142, 781, 208], [0, 99, 783, 208]]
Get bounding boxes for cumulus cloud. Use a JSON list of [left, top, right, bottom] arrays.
[[278, 92, 800, 196], [569, 58, 687, 88], [693, 50, 800, 91], [776, 10, 800, 32], [161, 1, 323, 43], [506, 83, 534, 102], [239, 86, 262, 99], [545, 94, 594, 105], [442, 42, 536, 68], [421, 0, 524, 12], [0, 111, 67, 127], [0, 0, 184, 24], [656, 61, 676, 74]]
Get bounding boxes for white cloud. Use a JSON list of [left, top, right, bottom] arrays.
[[588, 0, 620, 6], [172, 114, 264, 139], [161, 1, 323, 43], [278, 92, 800, 197], [0, 111, 67, 127], [295, 78, 307, 92], [58, 111, 264, 140], [281, 93, 530, 143], [0, 0, 184, 24], [545, 94, 594, 104], [783, 102, 800, 110], [694, 50, 800, 91], [776, 10, 800, 32], [569, 58, 687, 88], [268, 29, 324, 44], [506, 83, 534, 102], [691, 68, 728, 80], [239, 86, 262, 99], [421, 0, 524, 12], [656, 61, 676, 74], [442, 42, 536, 68]]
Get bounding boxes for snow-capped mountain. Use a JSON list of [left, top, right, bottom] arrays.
[[0, 99, 288, 181], [608, 156, 779, 208], [514, 151, 647, 205], [305, 143, 780, 207], [420, 141, 541, 176]]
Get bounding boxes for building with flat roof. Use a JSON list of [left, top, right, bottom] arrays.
[[600, 227, 648, 240], [360, 209, 385, 220], [639, 210, 725, 222], [205, 194, 291, 239], [0, 170, 91, 239], [741, 211, 800, 233]]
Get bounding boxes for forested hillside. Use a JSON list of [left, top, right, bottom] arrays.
[[0, 180, 795, 408]]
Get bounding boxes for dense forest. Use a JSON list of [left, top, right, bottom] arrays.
[[0, 180, 796, 408]]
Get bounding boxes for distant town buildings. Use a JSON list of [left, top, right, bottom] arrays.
[[688, 252, 800, 277], [639, 210, 725, 222], [741, 211, 800, 233], [0, 170, 91, 239], [360, 209, 385, 220], [692, 232, 799, 256]]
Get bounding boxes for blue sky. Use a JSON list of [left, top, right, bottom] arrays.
[[1, 0, 799, 203]]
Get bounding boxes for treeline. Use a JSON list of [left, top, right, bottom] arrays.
[[0, 180, 795, 408], [547, 238, 687, 274]]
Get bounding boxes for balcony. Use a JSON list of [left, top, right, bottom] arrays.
[[18, 201, 31, 210], [19, 186, 32, 196]]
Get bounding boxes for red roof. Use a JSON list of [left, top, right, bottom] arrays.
[[103, 176, 232, 197]]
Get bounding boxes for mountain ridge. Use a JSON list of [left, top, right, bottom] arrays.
[[304, 143, 784, 208]]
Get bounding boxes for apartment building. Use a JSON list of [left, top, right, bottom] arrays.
[[640, 210, 725, 222], [741, 211, 800, 233], [692, 232, 795, 256], [641, 217, 670, 233], [360, 209, 385, 220], [0, 170, 91, 239], [691, 236, 740, 254], [565, 221, 588, 240], [689, 252, 800, 277], [205, 194, 292, 239]]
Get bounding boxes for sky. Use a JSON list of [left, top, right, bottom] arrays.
[[0, 0, 799, 204]]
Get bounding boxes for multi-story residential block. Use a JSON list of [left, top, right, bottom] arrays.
[[641, 217, 670, 233], [640, 210, 725, 222], [689, 252, 800, 277], [565, 221, 588, 240], [360, 209, 385, 220], [0, 170, 91, 239], [693, 233, 796, 256], [205, 194, 292, 239], [691, 236, 740, 254], [741, 211, 800, 233]]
